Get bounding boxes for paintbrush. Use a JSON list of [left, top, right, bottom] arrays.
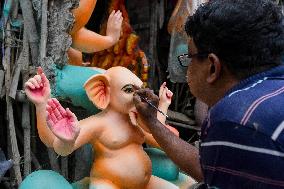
[[132, 85, 169, 118]]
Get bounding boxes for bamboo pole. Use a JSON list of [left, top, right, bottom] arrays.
[[19, 0, 39, 66], [15, 125, 41, 170], [149, 0, 160, 90], [48, 149, 60, 172], [40, 0, 48, 60], [4, 23, 22, 185], [61, 156, 68, 179], [0, 70, 4, 93], [21, 28, 32, 177]]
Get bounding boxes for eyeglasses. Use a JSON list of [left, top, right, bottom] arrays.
[[177, 52, 209, 67]]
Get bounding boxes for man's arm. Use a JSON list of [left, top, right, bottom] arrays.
[[133, 88, 203, 182], [147, 118, 203, 182]]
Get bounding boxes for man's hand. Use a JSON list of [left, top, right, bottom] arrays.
[[24, 67, 51, 106], [133, 88, 159, 126], [106, 10, 123, 45], [46, 98, 80, 143]]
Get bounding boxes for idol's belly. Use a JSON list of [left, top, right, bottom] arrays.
[[91, 144, 152, 189]]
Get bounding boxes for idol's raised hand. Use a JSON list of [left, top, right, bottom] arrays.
[[24, 67, 51, 106], [46, 98, 80, 142], [159, 82, 173, 107], [106, 10, 123, 44]]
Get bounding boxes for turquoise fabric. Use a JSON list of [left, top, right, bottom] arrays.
[[19, 170, 72, 189], [145, 148, 179, 181]]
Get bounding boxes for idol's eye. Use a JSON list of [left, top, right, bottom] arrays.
[[122, 85, 134, 94]]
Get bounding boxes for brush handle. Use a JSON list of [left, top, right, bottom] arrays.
[[139, 96, 169, 118]]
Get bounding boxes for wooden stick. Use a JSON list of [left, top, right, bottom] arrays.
[[0, 70, 4, 94], [15, 90, 28, 102], [8, 62, 21, 99], [148, 0, 159, 89], [15, 125, 41, 170], [61, 156, 68, 179], [9, 22, 27, 99], [19, 0, 39, 66], [30, 105, 37, 159], [158, 0, 165, 29], [47, 148, 60, 172], [22, 80, 32, 178], [4, 23, 22, 185], [40, 0, 48, 60], [174, 83, 179, 110], [21, 28, 32, 177], [12, 0, 19, 20]]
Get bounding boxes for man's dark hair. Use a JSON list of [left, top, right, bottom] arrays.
[[185, 0, 284, 80]]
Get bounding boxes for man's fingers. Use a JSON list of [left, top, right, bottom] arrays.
[[134, 88, 149, 98], [132, 84, 140, 91], [135, 88, 159, 104], [133, 93, 157, 113], [134, 88, 159, 110], [133, 93, 142, 105]]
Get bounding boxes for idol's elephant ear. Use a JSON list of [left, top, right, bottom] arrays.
[[84, 74, 111, 110]]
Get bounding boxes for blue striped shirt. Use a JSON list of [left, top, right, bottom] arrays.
[[200, 66, 284, 189]]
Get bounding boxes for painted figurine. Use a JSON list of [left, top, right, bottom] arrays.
[[24, 66, 180, 189], [68, 0, 149, 87], [67, 0, 123, 67]]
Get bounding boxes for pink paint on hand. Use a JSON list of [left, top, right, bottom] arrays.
[[46, 98, 79, 142], [49, 117, 77, 141], [29, 87, 45, 97]]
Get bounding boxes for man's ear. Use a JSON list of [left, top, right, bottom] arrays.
[[206, 53, 221, 83], [84, 74, 111, 110]]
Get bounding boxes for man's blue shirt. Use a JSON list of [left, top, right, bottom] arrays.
[[200, 66, 284, 189]]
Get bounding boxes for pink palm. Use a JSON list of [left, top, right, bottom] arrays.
[[46, 98, 80, 142]]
